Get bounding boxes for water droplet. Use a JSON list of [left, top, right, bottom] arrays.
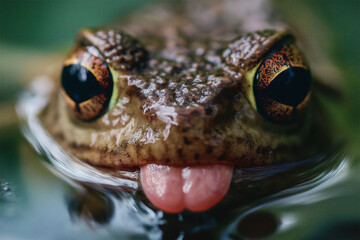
[[0, 181, 14, 201]]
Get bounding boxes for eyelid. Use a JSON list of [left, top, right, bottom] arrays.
[[245, 61, 261, 110], [108, 67, 120, 110]]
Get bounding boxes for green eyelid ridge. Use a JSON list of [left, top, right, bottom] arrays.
[[108, 67, 120, 110], [245, 61, 262, 110]]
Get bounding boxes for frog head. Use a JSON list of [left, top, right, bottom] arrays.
[[41, 27, 313, 213]]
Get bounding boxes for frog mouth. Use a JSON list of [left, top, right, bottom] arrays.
[[140, 163, 233, 213]]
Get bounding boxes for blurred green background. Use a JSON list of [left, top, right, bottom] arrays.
[[0, 0, 161, 50]]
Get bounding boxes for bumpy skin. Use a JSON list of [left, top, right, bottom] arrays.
[[41, 0, 314, 168]]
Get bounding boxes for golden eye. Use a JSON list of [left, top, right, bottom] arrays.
[[61, 46, 113, 121], [252, 39, 311, 123]]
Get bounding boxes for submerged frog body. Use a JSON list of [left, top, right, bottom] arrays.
[[37, 0, 322, 213]]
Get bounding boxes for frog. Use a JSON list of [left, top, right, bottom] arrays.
[[34, 0, 329, 213]]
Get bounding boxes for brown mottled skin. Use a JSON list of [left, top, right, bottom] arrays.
[[41, 0, 318, 168]]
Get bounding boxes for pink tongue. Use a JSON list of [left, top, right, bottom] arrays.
[[140, 164, 233, 213]]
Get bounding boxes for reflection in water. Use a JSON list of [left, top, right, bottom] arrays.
[[222, 146, 349, 239], [59, 143, 348, 239], [16, 77, 354, 239], [235, 211, 280, 239], [68, 189, 114, 226], [66, 187, 164, 239], [30, 139, 347, 239]]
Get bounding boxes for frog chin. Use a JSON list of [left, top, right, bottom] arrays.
[[140, 164, 233, 213]]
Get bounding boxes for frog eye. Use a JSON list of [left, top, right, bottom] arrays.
[[61, 46, 113, 121], [252, 39, 311, 123]]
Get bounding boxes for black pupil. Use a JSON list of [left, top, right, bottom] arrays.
[[265, 67, 311, 107], [61, 64, 102, 104]]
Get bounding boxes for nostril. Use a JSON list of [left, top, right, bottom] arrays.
[[204, 104, 217, 116]]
